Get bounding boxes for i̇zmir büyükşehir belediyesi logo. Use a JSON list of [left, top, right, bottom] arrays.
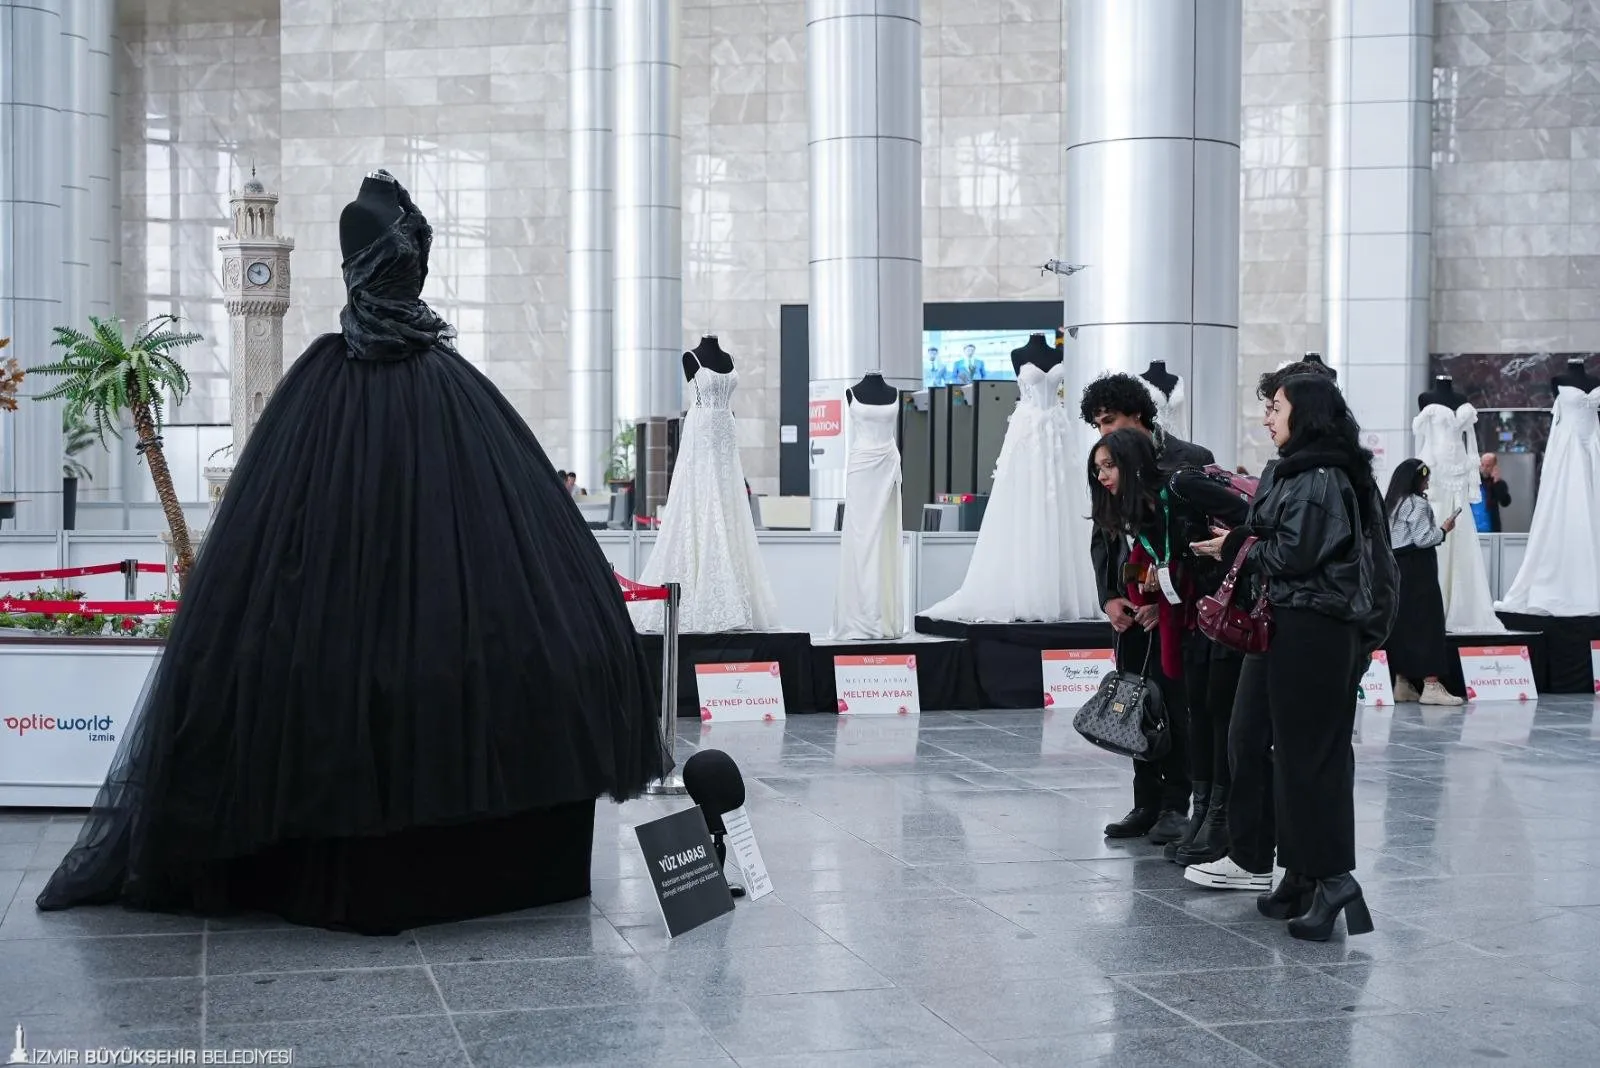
[[3, 715, 116, 742]]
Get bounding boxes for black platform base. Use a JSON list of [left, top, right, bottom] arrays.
[[915, 616, 1114, 709], [1495, 612, 1600, 694], [809, 636, 981, 714], [639, 630, 815, 716]]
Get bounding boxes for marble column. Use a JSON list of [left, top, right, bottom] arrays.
[[60, 2, 90, 331], [1062, 0, 1241, 465], [806, 0, 922, 527], [0, 0, 65, 528], [1324, 0, 1432, 479], [569, 0, 614, 490], [86, 0, 115, 324], [612, 0, 682, 425]]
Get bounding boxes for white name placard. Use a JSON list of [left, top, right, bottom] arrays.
[[721, 804, 773, 901], [1041, 649, 1115, 710], [1459, 646, 1537, 703], [833, 654, 920, 716], [1591, 641, 1599, 695], [1358, 651, 1394, 707], [694, 661, 786, 722]]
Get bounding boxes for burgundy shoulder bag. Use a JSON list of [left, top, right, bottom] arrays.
[[1196, 535, 1273, 654]]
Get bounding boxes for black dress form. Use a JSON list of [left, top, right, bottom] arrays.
[[1419, 375, 1469, 410], [1299, 352, 1336, 380], [338, 172, 403, 257], [1011, 333, 1062, 376], [1553, 358, 1600, 395], [36, 174, 666, 934], [847, 371, 898, 405], [685, 335, 734, 380], [1141, 360, 1179, 397]]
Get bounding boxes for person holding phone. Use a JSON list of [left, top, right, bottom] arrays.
[[1382, 459, 1465, 706]]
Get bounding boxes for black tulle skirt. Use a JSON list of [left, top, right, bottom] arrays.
[[36, 336, 666, 932]]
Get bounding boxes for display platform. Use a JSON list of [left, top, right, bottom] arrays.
[[808, 635, 980, 714], [1435, 629, 1549, 696], [1494, 613, 1600, 694], [914, 616, 1114, 709], [638, 630, 815, 717]]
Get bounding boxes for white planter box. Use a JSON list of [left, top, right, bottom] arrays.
[[0, 636, 160, 807]]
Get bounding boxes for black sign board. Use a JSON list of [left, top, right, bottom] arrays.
[[634, 806, 735, 937]]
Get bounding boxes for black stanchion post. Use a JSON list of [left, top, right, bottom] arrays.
[[122, 559, 138, 601], [646, 581, 686, 795]]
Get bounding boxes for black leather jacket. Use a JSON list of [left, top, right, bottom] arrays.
[[1089, 431, 1215, 611], [1222, 446, 1395, 651]]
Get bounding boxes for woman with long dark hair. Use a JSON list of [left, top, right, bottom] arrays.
[[1087, 429, 1249, 848], [1383, 459, 1464, 706], [1192, 374, 1397, 940]]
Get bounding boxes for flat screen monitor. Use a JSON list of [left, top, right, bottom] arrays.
[[922, 329, 1051, 388]]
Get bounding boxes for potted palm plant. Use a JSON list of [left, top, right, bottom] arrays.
[[31, 315, 202, 581], [61, 406, 97, 530]]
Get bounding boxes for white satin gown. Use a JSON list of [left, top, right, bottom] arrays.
[[629, 363, 780, 633], [921, 362, 1101, 623], [1497, 386, 1600, 616], [1413, 402, 1507, 633], [830, 397, 905, 640]]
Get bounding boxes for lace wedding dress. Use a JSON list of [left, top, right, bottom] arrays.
[[1413, 403, 1506, 633], [1497, 386, 1600, 616], [922, 362, 1101, 623], [830, 397, 904, 640], [630, 361, 780, 633]]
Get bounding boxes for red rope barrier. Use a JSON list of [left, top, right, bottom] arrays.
[[0, 598, 178, 616], [614, 571, 669, 603], [0, 561, 166, 583]]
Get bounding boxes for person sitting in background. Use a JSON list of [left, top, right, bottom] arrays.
[[1383, 460, 1464, 707], [565, 472, 578, 496], [1476, 453, 1511, 533]]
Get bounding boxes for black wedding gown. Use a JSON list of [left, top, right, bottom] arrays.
[[36, 192, 667, 933]]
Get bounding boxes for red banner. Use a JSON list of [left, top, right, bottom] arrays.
[[613, 571, 669, 603], [0, 598, 177, 616]]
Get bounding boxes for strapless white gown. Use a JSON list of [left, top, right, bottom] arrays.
[[830, 397, 904, 640], [630, 365, 780, 633], [922, 362, 1101, 623], [1497, 386, 1600, 616], [1413, 402, 1506, 633]]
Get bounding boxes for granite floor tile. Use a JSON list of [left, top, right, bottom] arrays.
[[688, 987, 970, 1059], [980, 1026, 1266, 1066], [637, 940, 891, 1000], [451, 1002, 731, 1067], [430, 955, 666, 1012], [1120, 964, 1402, 1025], [413, 915, 634, 964], [204, 967, 442, 1025], [206, 927, 421, 975], [917, 975, 1189, 1042], [206, 1014, 467, 1067]]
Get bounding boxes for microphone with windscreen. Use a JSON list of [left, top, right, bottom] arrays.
[[682, 749, 747, 898]]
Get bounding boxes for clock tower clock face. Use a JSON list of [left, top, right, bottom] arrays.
[[247, 261, 272, 286]]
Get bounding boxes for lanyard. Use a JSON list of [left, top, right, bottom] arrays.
[[1136, 490, 1171, 566]]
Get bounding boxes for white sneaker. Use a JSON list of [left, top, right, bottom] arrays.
[[1393, 677, 1421, 702], [1184, 856, 1273, 892], [1420, 680, 1464, 706]]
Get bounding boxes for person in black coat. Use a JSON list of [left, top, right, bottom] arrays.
[[1191, 373, 1397, 942], [1079, 373, 1216, 841]]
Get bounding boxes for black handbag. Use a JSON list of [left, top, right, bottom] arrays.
[[1071, 635, 1171, 762]]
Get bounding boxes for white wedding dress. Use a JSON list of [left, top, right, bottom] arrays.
[[629, 362, 780, 633], [830, 397, 904, 640], [1146, 376, 1186, 436], [922, 362, 1101, 623], [1413, 403, 1506, 633], [1497, 386, 1600, 616]]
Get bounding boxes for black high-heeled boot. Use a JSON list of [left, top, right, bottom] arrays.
[[1256, 871, 1315, 920], [1286, 873, 1374, 941], [1164, 781, 1210, 862]]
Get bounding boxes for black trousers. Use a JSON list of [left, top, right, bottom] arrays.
[[1226, 652, 1275, 874], [1183, 634, 1244, 789], [1267, 607, 1360, 878], [1117, 626, 1191, 813]]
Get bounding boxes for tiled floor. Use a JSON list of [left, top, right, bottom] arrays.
[[3, 698, 1600, 1066]]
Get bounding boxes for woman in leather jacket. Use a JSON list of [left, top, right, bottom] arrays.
[[1086, 430, 1250, 848], [1193, 373, 1395, 942]]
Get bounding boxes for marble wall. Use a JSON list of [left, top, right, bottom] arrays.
[[1431, 0, 1600, 355], [111, 0, 1593, 496]]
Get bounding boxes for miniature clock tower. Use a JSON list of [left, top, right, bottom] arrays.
[[211, 170, 294, 506], [217, 170, 294, 457]]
